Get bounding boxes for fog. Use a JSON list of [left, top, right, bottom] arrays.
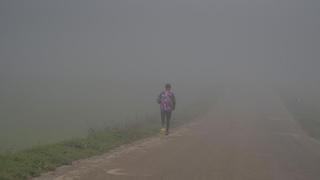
[[1, 0, 319, 151]]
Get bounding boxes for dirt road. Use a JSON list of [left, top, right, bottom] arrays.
[[36, 89, 320, 180]]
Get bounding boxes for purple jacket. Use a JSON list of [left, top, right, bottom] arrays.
[[157, 90, 176, 112]]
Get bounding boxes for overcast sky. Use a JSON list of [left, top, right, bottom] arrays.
[[1, 0, 319, 88]]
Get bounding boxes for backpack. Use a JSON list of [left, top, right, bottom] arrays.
[[159, 91, 174, 111]]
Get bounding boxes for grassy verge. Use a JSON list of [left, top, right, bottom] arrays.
[[282, 93, 320, 140], [0, 101, 212, 180]]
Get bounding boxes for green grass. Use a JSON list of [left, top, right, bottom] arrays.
[[0, 127, 158, 180], [0, 100, 212, 180]]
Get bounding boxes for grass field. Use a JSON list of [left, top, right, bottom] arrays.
[[0, 100, 212, 180]]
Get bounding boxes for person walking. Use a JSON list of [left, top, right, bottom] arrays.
[[157, 84, 176, 135]]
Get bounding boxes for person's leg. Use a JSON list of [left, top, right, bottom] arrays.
[[165, 111, 172, 135], [161, 111, 165, 129]]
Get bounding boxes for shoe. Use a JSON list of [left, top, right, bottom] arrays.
[[160, 128, 165, 133]]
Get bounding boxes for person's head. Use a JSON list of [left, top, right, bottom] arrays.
[[165, 83, 171, 91]]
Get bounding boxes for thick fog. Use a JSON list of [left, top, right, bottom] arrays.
[[1, 0, 319, 150]]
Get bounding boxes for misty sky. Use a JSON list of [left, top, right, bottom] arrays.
[[1, 0, 319, 88], [0, 0, 319, 150]]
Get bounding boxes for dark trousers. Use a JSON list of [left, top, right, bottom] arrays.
[[161, 111, 172, 132]]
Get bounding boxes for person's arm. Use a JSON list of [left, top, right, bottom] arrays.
[[172, 93, 176, 110]]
